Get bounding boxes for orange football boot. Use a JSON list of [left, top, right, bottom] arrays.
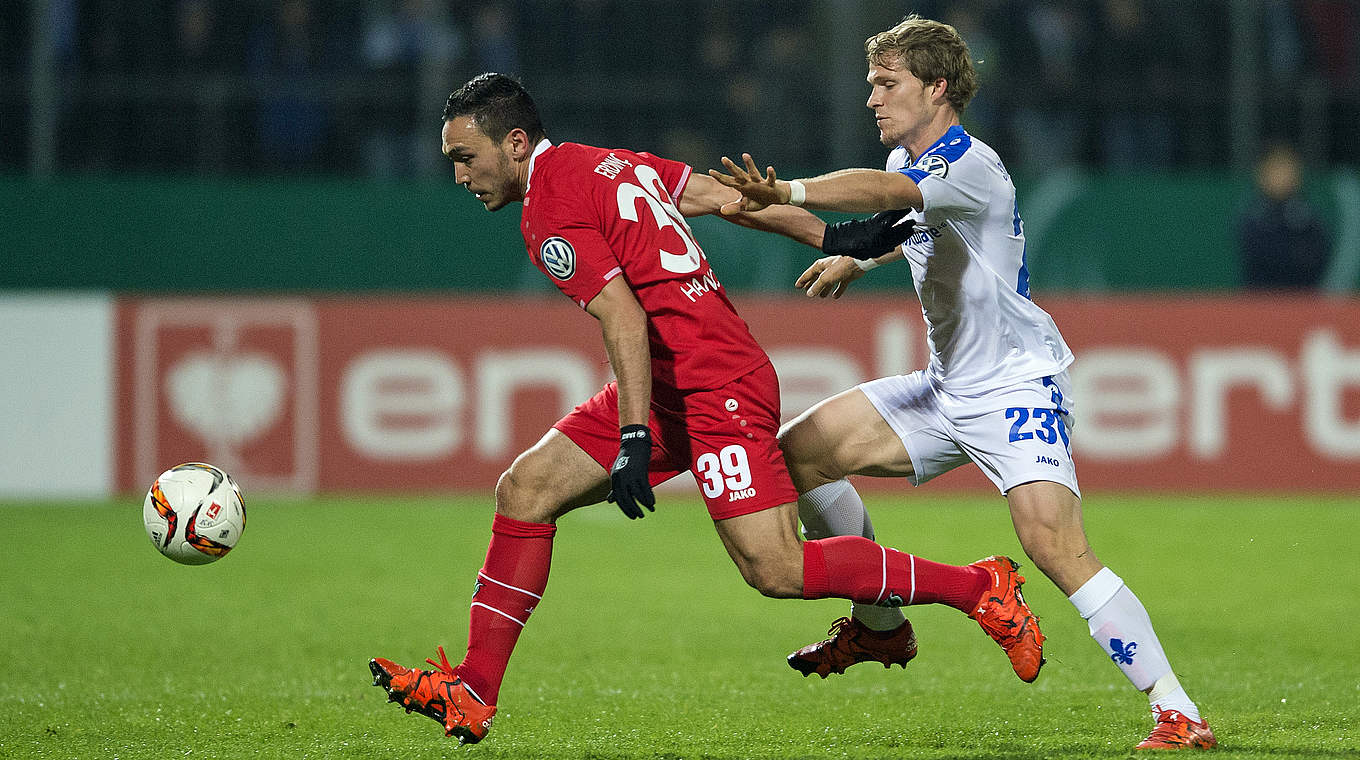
[[967, 555, 1045, 683], [369, 646, 496, 744], [787, 616, 918, 678], [1136, 706, 1217, 750]]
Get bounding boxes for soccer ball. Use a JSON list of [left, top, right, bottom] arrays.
[[143, 462, 247, 565]]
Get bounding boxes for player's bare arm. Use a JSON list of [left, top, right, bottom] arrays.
[[710, 153, 924, 215], [796, 246, 907, 300], [585, 276, 657, 519], [584, 277, 651, 428], [676, 173, 825, 249]]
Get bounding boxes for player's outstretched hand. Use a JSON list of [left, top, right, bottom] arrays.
[[607, 424, 655, 519], [796, 255, 869, 300], [823, 209, 916, 259], [708, 153, 785, 215]]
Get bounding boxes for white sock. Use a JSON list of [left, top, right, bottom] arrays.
[[800, 479, 905, 632], [1068, 567, 1199, 721], [1148, 674, 1200, 722]]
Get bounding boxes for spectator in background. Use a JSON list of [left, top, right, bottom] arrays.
[[1299, 0, 1360, 164], [940, 2, 1002, 144], [750, 23, 820, 166], [173, 0, 217, 72], [246, 0, 335, 170], [48, 0, 81, 70], [163, 0, 220, 169], [1236, 144, 1333, 290], [699, 14, 759, 157], [1008, 1, 1091, 168], [470, 4, 518, 75], [360, 0, 465, 177], [1264, 0, 1307, 82], [1301, 0, 1358, 88], [1093, 0, 1176, 168]]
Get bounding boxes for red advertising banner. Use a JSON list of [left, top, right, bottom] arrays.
[[115, 295, 1360, 494], [115, 300, 319, 493]]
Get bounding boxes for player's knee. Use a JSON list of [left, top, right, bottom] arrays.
[[495, 466, 553, 523], [493, 468, 526, 518], [776, 418, 813, 461], [738, 555, 802, 599], [778, 422, 840, 492], [746, 570, 798, 599]]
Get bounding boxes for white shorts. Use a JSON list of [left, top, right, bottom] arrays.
[[859, 370, 1080, 497]]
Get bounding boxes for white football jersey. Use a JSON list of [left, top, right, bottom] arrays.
[[887, 126, 1073, 394]]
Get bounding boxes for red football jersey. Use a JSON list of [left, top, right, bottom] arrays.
[[520, 141, 769, 392]]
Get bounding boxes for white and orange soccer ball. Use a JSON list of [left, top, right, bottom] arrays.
[[143, 462, 247, 565]]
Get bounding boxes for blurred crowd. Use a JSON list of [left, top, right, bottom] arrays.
[[2, 0, 1357, 177]]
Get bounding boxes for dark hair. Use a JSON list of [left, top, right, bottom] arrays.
[[442, 72, 546, 143]]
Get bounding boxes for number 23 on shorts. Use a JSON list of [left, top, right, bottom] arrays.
[[1005, 407, 1071, 450]]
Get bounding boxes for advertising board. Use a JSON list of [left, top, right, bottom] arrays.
[[114, 296, 1360, 494]]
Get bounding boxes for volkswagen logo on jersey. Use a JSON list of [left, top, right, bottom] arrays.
[[540, 236, 576, 280], [917, 154, 949, 178]]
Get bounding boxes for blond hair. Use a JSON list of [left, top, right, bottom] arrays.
[[865, 15, 978, 113]]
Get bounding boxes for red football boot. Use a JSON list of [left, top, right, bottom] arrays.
[[1136, 706, 1217, 750], [787, 616, 918, 678], [967, 555, 1045, 683], [369, 646, 497, 744]]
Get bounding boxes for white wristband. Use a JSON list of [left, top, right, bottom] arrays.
[[854, 257, 880, 272], [787, 180, 807, 207]]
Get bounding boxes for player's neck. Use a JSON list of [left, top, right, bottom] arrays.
[[902, 111, 962, 161], [514, 160, 532, 200], [521, 137, 553, 197]]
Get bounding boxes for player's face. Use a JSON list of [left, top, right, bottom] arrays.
[[865, 60, 936, 148], [442, 116, 519, 212]]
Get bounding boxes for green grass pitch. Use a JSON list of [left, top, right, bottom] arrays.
[[1, 492, 1356, 759]]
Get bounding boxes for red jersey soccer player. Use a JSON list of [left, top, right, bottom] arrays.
[[368, 73, 1046, 744]]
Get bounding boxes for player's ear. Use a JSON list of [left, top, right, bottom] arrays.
[[503, 127, 533, 160], [931, 78, 949, 102]]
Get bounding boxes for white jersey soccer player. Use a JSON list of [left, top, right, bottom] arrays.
[[882, 131, 1073, 397], [712, 14, 1216, 752], [881, 131, 1071, 394], [862, 128, 1080, 500]]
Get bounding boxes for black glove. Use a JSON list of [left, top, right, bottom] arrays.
[[821, 209, 916, 259], [606, 424, 655, 519]]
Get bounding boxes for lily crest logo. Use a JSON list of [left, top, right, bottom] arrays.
[[1109, 638, 1138, 665]]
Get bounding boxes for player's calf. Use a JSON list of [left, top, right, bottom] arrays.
[[716, 504, 805, 598]]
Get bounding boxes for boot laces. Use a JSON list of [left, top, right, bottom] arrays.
[[424, 645, 455, 677], [825, 617, 854, 640]]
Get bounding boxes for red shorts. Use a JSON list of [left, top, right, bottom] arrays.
[[553, 361, 798, 521]]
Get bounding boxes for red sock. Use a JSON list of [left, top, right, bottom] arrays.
[[453, 513, 555, 704], [802, 536, 987, 613]]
